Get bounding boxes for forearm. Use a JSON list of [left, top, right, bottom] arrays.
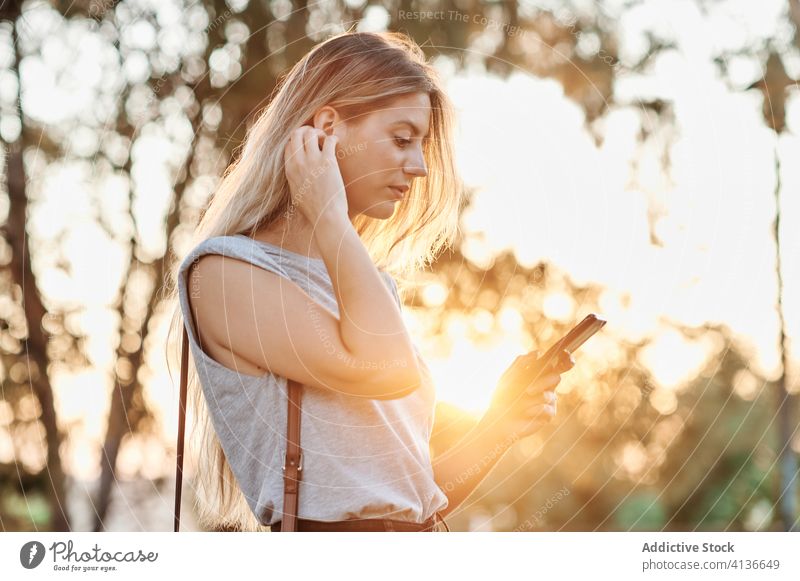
[[431, 414, 521, 519], [313, 211, 420, 381]]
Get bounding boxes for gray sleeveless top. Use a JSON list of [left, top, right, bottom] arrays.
[[176, 234, 449, 525]]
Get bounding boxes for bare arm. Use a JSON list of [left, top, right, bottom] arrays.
[[311, 210, 422, 397], [431, 415, 518, 519], [189, 246, 422, 401], [432, 353, 571, 516], [188, 214, 423, 400]]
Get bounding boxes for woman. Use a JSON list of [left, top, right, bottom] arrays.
[[165, 30, 571, 532]]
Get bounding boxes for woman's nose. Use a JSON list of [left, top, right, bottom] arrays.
[[404, 150, 427, 178]]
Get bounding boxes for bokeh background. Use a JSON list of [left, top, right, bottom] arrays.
[[0, 0, 798, 532]]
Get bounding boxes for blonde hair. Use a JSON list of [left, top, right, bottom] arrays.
[[162, 29, 463, 531]]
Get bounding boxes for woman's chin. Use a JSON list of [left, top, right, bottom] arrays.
[[362, 201, 398, 219]]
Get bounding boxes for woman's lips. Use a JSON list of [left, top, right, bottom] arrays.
[[388, 186, 406, 199]]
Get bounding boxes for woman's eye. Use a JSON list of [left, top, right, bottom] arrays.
[[394, 136, 412, 148]]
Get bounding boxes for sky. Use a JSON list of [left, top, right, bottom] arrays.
[[1, 0, 798, 479]]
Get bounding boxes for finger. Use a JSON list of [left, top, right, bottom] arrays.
[[285, 131, 304, 164], [532, 374, 561, 392], [521, 392, 558, 415], [544, 350, 572, 375], [526, 373, 561, 394], [541, 390, 557, 405], [314, 128, 330, 152], [295, 126, 313, 156], [322, 132, 338, 158], [292, 127, 312, 156], [526, 401, 557, 414], [558, 350, 575, 373], [525, 404, 555, 420], [301, 126, 320, 155]]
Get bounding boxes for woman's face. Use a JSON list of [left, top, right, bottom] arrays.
[[315, 92, 431, 220]]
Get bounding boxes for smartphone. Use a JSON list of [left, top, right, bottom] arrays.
[[539, 314, 607, 368]]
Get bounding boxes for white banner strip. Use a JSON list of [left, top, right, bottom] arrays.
[[2, 532, 798, 580]]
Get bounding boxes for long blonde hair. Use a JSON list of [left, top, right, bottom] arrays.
[[163, 29, 463, 531]]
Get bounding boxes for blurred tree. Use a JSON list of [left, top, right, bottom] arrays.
[[0, 0, 72, 531], [436, 316, 778, 531], [715, 2, 800, 529]]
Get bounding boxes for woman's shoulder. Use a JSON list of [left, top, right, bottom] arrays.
[[196, 233, 257, 251], [181, 233, 277, 261], [178, 234, 296, 287]]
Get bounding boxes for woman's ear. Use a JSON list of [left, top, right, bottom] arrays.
[[311, 105, 345, 139]]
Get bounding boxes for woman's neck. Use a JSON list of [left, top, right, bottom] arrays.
[[251, 212, 324, 259]]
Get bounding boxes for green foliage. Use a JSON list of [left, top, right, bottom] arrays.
[[614, 492, 667, 531], [1, 488, 51, 531]]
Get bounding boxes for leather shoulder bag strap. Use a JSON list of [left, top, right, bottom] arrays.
[[174, 327, 304, 532], [281, 379, 303, 532], [174, 327, 190, 532]]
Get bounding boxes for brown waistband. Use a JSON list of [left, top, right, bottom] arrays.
[[271, 514, 442, 532]]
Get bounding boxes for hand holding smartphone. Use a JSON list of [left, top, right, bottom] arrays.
[[485, 314, 607, 439], [489, 314, 607, 414], [537, 314, 606, 370]]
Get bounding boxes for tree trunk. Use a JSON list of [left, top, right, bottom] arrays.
[[92, 101, 206, 531], [2, 15, 70, 531], [771, 145, 798, 531]]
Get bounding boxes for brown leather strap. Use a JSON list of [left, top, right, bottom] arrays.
[[281, 379, 303, 532], [174, 327, 190, 532], [272, 515, 440, 532], [175, 326, 304, 532]]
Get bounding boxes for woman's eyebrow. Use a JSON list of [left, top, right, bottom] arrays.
[[392, 119, 430, 139]]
